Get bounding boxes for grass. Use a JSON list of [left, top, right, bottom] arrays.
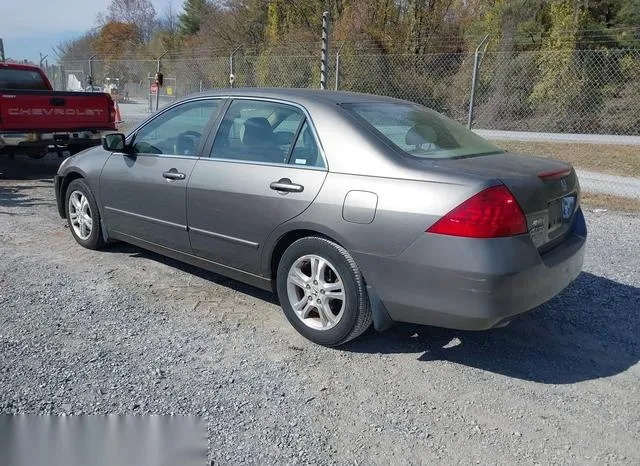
[[494, 140, 640, 178], [579, 191, 640, 214]]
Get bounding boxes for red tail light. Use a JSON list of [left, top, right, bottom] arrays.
[[427, 185, 527, 238]]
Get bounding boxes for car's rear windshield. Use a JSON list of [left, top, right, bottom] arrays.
[[342, 102, 503, 159], [0, 68, 48, 90]]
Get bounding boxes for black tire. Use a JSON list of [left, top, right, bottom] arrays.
[[276, 236, 372, 346], [64, 178, 105, 250]]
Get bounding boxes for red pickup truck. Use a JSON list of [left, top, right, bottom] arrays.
[[0, 62, 117, 159]]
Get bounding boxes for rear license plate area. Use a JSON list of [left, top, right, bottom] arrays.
[[548, 195, 576, 234]]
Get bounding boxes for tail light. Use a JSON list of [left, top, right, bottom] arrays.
[[427, 185, 527, 238]]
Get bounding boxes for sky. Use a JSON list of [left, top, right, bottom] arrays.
[[0, 0, 173, 65]]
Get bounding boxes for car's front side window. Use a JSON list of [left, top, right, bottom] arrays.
[[132, 99, 220, 156], [210, 100, 305, 164]]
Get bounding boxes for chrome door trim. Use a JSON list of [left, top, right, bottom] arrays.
[[104, 206, 187, 231], [189, 226, 259, 249]]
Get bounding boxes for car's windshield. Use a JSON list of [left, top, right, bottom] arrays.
[[0, 68, 48, 90], [342, 102, 504, 159]]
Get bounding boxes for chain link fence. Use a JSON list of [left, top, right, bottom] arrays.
[[48, 49, 640, 136]]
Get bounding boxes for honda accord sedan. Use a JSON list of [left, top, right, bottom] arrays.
[[54, 89, 586, 346]]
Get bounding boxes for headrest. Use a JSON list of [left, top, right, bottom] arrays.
[[405, 125, 437, 146], [241, 117, 273, 146]]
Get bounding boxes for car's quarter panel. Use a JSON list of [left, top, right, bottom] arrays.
[[187, 160, 327, 274], [261, 172, 488, 274], [100, 153, 197, 252]]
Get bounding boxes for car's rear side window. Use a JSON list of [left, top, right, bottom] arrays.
[[288, 121, 323, 168], [342, 102, 503, 159], [0, 68, 48, 90]]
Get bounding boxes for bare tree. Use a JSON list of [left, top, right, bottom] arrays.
[[100, 0, 157, 43], [158, 2, 179, 35]]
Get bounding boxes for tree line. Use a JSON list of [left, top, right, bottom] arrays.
[[57, 0, 639, 61], [54, 0, 640, 135]]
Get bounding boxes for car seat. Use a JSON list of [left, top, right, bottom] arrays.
[[240, 117, 284, 163]]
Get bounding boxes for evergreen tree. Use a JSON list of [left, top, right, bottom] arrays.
[[179, 0, 210, 36]]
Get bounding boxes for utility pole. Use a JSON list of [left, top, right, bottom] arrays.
[[0, 39, 5, 62]]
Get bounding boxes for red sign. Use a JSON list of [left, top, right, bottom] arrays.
[[150, 83, 158, 94]]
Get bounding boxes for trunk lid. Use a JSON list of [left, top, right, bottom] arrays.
[[433, 152, 580, 250], [0, 90, 116, 132]]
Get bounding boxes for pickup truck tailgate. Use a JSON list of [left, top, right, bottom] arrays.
[[0, 90, 116, 132]]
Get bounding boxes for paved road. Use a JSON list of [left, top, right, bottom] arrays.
[[474, 130, 640, 145], [576, 170, 640, 200]]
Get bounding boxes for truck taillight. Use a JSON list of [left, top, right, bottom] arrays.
[[426, 185, 527, 238]]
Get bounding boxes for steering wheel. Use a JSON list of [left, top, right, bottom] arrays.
[[179, 130, 202, 140], [133, 141, 162, 154], [176, 130, 202, 155]]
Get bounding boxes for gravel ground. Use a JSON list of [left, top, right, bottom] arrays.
[[1, 154, 639, 465]]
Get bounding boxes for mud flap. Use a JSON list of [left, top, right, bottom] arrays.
[[366, 285, 394, 332]]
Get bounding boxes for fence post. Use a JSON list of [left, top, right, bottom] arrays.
[[88, 54, 97, 90], [335, 42, 345, 91], [230, 46, 240, 88], [467, 35, 490, 129], [321, 11, 329, 90], [156, 51, 167, 111]]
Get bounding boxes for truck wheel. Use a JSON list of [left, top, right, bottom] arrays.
[[276, 236, 372, 346], [65, 178, 105, 250]]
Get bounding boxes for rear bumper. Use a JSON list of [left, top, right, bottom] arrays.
[[354, 208, 587, 331], [0, 131, 103, 149]]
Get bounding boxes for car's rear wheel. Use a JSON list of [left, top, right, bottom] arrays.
[[65, 178, 105, 250], [276, 236, 372, 346]]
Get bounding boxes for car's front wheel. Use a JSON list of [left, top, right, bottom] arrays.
[[276, 236, 372, 346], [65, 178, 105, 250]]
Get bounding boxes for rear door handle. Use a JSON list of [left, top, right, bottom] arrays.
[[163, 169, 186, 181], [270, 178, 304, 193]]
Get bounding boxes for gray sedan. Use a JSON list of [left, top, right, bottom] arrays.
[[54, 89, 586, 346]]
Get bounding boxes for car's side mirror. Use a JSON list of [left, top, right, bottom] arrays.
[[102, 133, 128, 152]]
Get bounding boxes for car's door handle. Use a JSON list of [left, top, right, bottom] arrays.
[[270, 178, 304, 193], [162, 169, 186, 181]]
